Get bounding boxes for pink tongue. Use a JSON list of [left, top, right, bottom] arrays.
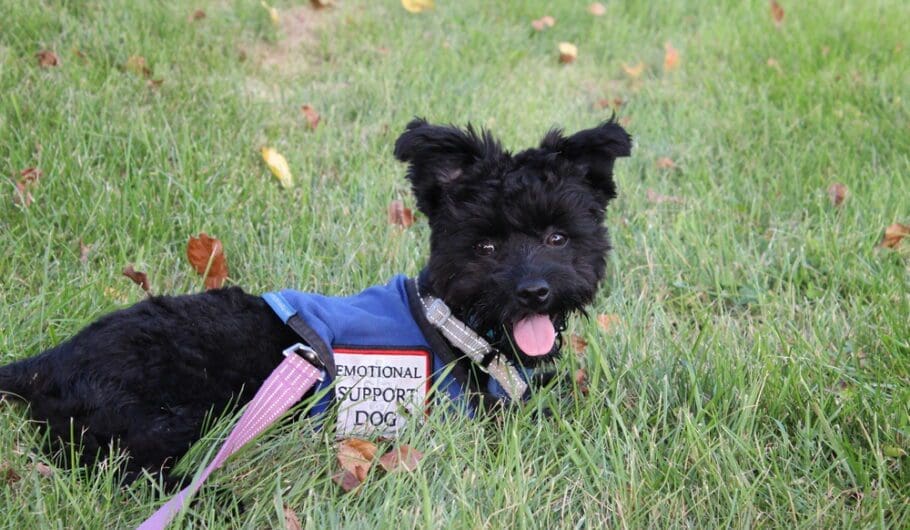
[[512, 315, 556, 356]]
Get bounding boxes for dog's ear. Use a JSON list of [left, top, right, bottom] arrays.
[[394, 118, 500, 215], [540, 120, 632, 201]]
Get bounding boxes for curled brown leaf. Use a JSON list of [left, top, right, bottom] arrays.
[[596, 314, 621, 333], [388, 200, 415, 228], [877, 223, 910, 249], [301, 104, 321, 129], [827, 183, 848, 207], [122, 265, 151, 294], [336, 438, 377, 482], [37, 50, 59, 67], [378, 445, 423, 473], [770, 0, 785, 26], [187, 233, 229, 289], [570, 333, 588, 354]]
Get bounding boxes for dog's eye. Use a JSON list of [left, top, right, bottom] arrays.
[[545, 232, 568, 247], [474, 241, 496, 256]]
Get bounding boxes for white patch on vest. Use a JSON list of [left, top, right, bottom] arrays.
[[333, 349, 430, 438]]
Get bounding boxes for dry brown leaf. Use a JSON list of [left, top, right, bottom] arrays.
[[622, 61, 645, 79], [588, 3, 607, 16], [401, 0, 434, 13], [646, 189, 685, 205], [558, 42, 578, 64], [531, 15, 555, 31], [122, 265, 151, 294], [19, 167, 43, 183], [336, 438, 377, 482], [877, 223, 910, 249], [125, 55, 151, 78], [663, 42, 679, 71], [311, 0, 334, 8], [33, 462, 54, 478], [770, 0, 785, 26], [574, 368, 589, 396], [186, 233, 229, 289], [147, 79, 164, 90], [37, 50, 59, 67], [13, 181, 33, 207], [388, 200, 415, 228], [656, 157, 677, 170], [378, 445, 424, 473], [570, 333, 588, 354], [79, 240, 93, 264], [332, 470, 362, 492], [827, 183, 848, 207], [284, 506, 302, 530], [596, 314, 621, 333], [301, 104, 321, 129], [189, 9, 206, 21], [1, 462, 21, 486]]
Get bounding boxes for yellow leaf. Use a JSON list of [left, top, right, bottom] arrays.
[[260, 0, 280, 25], [401, 0, 434, 13], [558, 42, 578, 64], [622, 61, 645, 79], [261, 146, 294, 188]]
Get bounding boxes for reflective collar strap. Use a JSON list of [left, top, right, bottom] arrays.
[[420, 294, 528, 402]]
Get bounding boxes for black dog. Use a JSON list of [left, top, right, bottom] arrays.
[[0, 118, 631, 484]]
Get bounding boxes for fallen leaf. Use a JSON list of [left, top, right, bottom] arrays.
[[766, 57, 782, 73], [663, 42, 679, 71], [388, 200, 415, 228], [189, 9, 206, 21], [646, 189, 685, 205], [588, 3, 607, 16], [33, 462, 54, 478], [301, 104, 321, 129], [1, 462, 21, 485], [622, 61, 645, 79], [378, 445, 423, 473], [332, 470, 362, 492], [36, 50, 59, 67], [147, 78, 164, 90], [656, 157, 677, 170], [827, 183, 848, 207], [125, 55, 151, 78], [311, 0, 334, 8], [558, 42, 578, 64], [596, 314, 621, 333], [770, 0, 785, 26], [260, 0, 280, 25], [187, 233, 229, 289], [531, 15, 555, 31], [13, 182, 34, 207], [401, 0, 434, 13], [337, 438, 377, 482], [877, 223, 910, 249], [122, 265, 151, 294], [569, 333, 588, 354], [261, 146, 294, 189], [574, 368, 589, 396], [79, 240, 93, 264], [284, 506, 302, 530]]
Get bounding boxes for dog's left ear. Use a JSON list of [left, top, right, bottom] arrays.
[[540, 120, 632, 201], [394, 118, 500, 216]]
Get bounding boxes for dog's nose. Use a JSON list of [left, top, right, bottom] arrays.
[[517, 279, 550, 306]]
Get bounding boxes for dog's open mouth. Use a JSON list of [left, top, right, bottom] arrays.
[[512, 315, 556, 356]]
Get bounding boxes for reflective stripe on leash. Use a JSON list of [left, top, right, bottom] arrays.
[[137, 344, 323, 530]]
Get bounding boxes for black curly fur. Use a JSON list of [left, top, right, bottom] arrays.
[[0, 118, 631, 484]]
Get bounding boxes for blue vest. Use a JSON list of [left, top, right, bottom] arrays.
[[262, 275, 524, 419]]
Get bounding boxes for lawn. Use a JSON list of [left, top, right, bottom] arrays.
[[1, 0, 908, 528]]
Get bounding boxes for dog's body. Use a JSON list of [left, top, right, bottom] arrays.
[[0, 119, 631, 483]]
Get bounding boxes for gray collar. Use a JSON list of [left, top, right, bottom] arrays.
[[419, 294, 528, 402]]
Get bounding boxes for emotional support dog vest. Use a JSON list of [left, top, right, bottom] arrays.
[[262, 275, 529, 438]]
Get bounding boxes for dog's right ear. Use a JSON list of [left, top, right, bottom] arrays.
[[394, 118, 499, 216]]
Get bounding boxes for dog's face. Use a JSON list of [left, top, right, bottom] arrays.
[[395, 119, 631, 365]]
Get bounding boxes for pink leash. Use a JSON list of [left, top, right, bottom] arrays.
[[138, 344, 324, 530]]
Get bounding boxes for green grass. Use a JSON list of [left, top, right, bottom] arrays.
[[2, 0, 909, 527]]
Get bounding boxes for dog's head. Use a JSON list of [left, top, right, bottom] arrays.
[[394, 118, 631, 365]]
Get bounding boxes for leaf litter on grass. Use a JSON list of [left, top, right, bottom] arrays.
[[186, 233, 229, 289]]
